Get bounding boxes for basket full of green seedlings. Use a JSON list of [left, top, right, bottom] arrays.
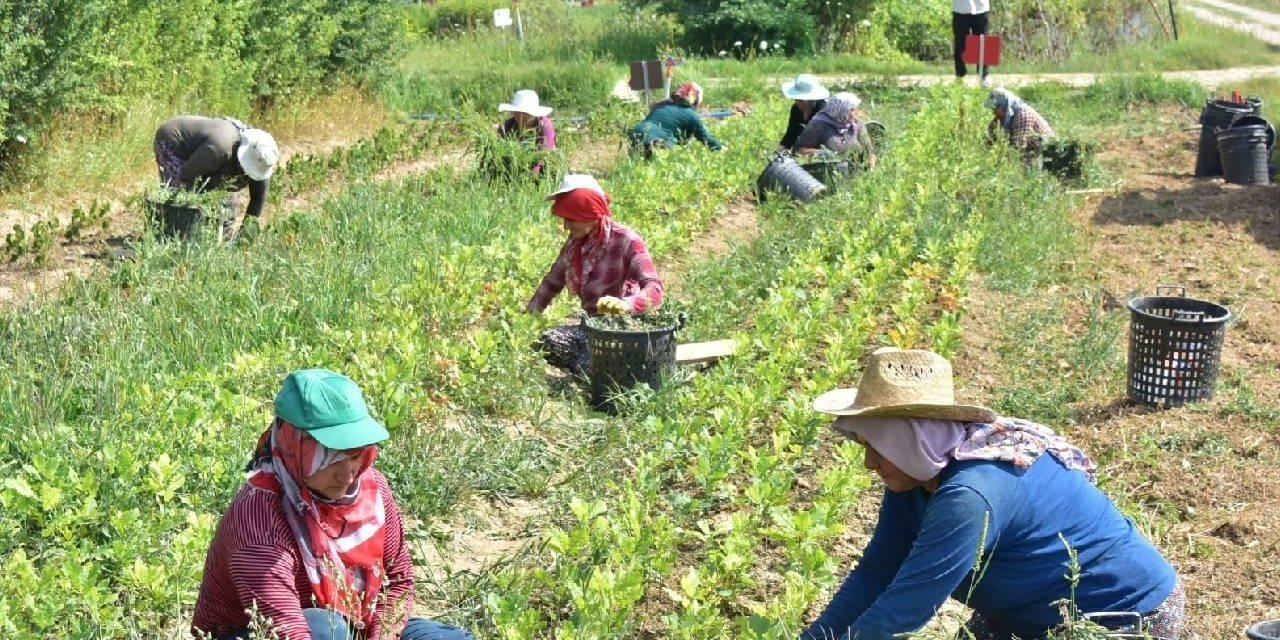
[[582, 311, 686, 409], [145, 184, 227, 240]]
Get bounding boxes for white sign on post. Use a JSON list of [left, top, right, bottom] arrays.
[[493, 8, 513, 28]]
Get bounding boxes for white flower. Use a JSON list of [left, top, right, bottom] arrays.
[[718, 50, 728, 56], [759, 40, 768, 50], [860, 19, 871, 27], [734, 40, 743, 47]]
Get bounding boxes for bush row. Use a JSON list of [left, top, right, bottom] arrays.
[[624, 0, 1159, 61]]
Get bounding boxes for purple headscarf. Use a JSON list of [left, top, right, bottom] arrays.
[[837, 417, 968, 481], [835, 415, 1098, 484]]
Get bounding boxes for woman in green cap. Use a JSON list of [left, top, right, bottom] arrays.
[[192, 368, 473, 640]]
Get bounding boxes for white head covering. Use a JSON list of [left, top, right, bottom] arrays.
[[782, 73, 830, 101], [237, 129, 279, 181], [822, 92, 862, 124], [499, 89, 553, 117]]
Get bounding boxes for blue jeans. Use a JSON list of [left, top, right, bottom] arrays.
[[220, 609, 474, 640]]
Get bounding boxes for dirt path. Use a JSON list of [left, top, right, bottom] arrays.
[[957, 113, 1280, 639], [1186, 1, 1280, 44]]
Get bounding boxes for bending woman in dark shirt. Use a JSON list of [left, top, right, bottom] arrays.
[[153, 115, 279, 240], [802, 348, 1185, 640]]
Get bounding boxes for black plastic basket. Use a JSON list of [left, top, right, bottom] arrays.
[[583, 313, 685, 410], [148, 201, 207, 239], [756, 152, 826, 203], [1126, 285, 1231, 408]]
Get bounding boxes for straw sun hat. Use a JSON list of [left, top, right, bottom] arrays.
[[813, 347, 997, 423]]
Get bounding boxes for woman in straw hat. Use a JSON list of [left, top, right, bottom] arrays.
[[627, 81, 725, 159], [804, 348, 1184, 640], [192, 368, 473, 640], [778, 73, 830, 152], [153, 115, 279, 241], [496, 89, 557, 176], [525, 174, 664, 374]]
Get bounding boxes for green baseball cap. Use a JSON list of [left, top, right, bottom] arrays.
[[274, 368, 389, 450]]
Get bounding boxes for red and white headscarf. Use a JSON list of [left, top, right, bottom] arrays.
[[551, 187, 614, 294], [248, 420, 386, 627], [673, 81, 704, 108]]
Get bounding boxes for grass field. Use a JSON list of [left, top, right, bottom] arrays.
[[2, 3, 1279, 639]]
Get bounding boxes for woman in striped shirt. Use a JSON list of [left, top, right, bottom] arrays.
[[192, 369, 472, 640]]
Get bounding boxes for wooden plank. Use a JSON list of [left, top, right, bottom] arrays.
[[676, 339, 737, 365]]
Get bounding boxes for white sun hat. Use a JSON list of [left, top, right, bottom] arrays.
[[499, 89, 554, 118], [546, 173, 605, 199], [782, 73, 831, 101], [237, 128, 279, 181]]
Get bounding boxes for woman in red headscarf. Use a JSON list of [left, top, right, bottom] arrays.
[[525, 174, 665, 374], [192, 368, 473, 640]]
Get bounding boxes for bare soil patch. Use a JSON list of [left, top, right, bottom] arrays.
[[959, 110, 1280, 639], [664, 197, 761, 295]]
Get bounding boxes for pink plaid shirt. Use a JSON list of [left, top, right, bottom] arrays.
[[526, 220, 664, 315]]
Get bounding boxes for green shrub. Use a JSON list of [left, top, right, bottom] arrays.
[[626, 0, 819, 55], [0, 0, 405, 175]]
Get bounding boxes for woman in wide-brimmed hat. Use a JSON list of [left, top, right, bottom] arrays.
[[778, 73, 830, 152], [526, 174, 664, 374], [627, 81, 725, 158], [496, 89, 557, 176], [192, 369, 473, 640], [802, 348, 1184, 640]]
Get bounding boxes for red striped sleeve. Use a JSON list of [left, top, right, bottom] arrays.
[[192, 472, 411, 640]]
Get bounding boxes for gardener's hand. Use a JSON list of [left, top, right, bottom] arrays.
[[596, 296, 630, 315]]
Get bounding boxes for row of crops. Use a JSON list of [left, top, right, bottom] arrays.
[[0, 83, 1073, 637]]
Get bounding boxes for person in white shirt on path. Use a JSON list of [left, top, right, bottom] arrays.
[[952, 0, 991, 80]]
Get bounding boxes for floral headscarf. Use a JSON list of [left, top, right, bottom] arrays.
[[673, 81, 704, 108], [821, 92, 861, 125], [836, 415, 1097, 484], [247, 420, 386, 625]]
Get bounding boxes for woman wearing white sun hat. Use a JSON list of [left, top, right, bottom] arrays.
[[802, 347, 1184, 640], [779, 73, 830, 151], [497, 89, 557, 175], [153, 115, 279, 240]]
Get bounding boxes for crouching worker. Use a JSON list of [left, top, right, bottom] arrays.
[[792, 91, 878, 170], [803, 348, 1185, 640], [526, 174, 664, 375], [192, 369, 473, 640], [495, 89, 557, 177], [986, 87, 1056, 161], [154, 115, 279, 241], [628, 82, 725, 159]]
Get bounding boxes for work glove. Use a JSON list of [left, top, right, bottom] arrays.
[[596, 296, 630, 315]]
